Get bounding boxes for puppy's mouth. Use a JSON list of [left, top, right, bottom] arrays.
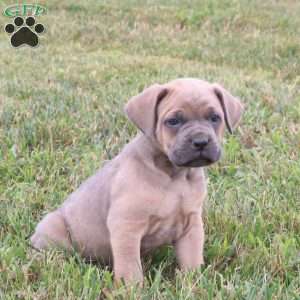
[[177, 157, 215, 167], [169, 148, 221, 168]]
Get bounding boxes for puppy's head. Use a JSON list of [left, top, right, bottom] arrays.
[[125, 78, 243, 168]]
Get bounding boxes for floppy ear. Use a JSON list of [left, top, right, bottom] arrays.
[[125, 84, 169, 136], [213, 84, 244, 134]]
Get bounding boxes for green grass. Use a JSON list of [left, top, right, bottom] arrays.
[[1, 0, 300, 299]]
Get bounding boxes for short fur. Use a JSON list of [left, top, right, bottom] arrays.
[[31, 78, 243, 283]]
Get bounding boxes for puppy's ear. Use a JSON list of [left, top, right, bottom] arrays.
[[125, 84, 169, 136], [213, 84, 244, 134]]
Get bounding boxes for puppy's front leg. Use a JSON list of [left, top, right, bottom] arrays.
[[175, 215, 204, 271], [108, 219, 145, 284]]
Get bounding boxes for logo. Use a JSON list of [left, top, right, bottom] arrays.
[[3, 4, 46, 48], [3, 4, 46, 18]]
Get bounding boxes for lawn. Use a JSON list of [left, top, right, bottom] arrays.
[[0, 0, 300, 299]]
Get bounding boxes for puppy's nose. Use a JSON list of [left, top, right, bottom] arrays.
[[192, 136, 209, 150]]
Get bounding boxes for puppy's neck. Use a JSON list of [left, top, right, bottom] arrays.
[[135, 133, 192, 179]]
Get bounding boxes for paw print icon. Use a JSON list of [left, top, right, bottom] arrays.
[[5, 16, 45, 48]]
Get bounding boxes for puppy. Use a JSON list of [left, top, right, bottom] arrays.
[[31, 78, 243, 283]]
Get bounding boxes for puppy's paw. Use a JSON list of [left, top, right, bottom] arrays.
[[30, 232, 49, 250], [30, 211, 72, 251]]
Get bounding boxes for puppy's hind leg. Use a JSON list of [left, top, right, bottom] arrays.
[[30, 210, 72, 251]]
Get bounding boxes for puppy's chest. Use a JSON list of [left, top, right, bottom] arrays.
[[155, 173, 206, 216], [141, 176, 206, 252], [141, 212, 194, 253]]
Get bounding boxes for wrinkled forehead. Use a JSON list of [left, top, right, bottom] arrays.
[[159, 81, 223, 117]]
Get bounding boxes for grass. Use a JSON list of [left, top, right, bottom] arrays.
[[0, 0, 300, 298]]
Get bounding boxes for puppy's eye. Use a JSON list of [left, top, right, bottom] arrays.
[[165, 118, 182, 127], [209, 113, 221, 123]]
